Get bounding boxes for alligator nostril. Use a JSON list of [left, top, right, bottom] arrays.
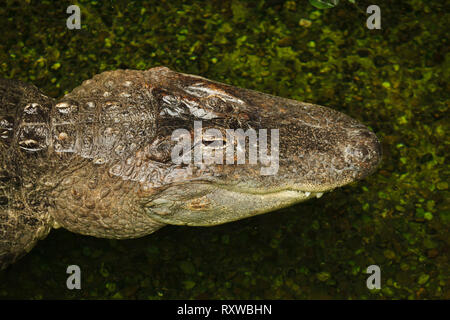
[[373, 136, 383, 160], [363, 130, 382, 160]]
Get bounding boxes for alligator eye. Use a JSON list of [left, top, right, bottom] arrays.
[[202, 138, 228, 150]]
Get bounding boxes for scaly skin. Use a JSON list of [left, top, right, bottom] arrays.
[[0, 67, 381, 270]]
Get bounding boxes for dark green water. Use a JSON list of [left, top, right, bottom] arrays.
[[0, 0, 448, 299]]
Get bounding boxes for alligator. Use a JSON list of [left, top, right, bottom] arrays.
[[0, 66, 381, 270]]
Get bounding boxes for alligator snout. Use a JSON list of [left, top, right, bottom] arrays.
[[343, 128, 382, 181]]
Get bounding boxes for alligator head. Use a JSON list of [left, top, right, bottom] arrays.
[[0, 66, 381, 269], [137, 67, 382, 226]]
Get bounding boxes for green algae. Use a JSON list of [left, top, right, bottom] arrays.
[[0, 0, 448, 300]]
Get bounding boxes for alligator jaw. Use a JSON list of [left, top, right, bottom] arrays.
[[144, 185, 326, 227]]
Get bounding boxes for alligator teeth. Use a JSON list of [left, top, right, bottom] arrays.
[[305, 192, 311, 197], [316, 193, 324, 198]]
